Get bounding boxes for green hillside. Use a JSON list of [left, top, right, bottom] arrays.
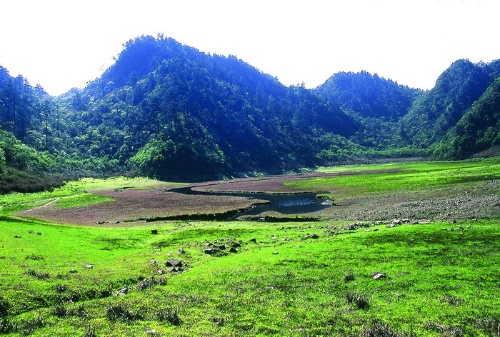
[[1, 35, 499, 187]]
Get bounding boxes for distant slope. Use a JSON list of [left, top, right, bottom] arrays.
[[316, 71, 422, 120], [315, 71, 423, 150], [399, 59, 495, 148], [431, 77, 500, 159]]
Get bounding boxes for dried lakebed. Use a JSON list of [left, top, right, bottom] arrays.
[[17, 185, 333, 226]]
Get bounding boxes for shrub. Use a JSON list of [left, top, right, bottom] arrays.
[[27, 270, 50, 280], [343, 270, 355, 282], [106, 304, 144, 323], [475, 317, 500, 337], [346, 290, 370, 310], [0, 297, 9, 317], [156, 308, 182, 325], [362, 319, 410, 337], [83, 325, 96, 337]]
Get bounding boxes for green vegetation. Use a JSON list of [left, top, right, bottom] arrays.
[[1, 38, 499, 185], [0, 159, 498, 336], [289, 158, 500, 196]]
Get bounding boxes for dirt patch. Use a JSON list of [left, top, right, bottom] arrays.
[[18, 189, 263, 226], [319, 181, 500, 222]]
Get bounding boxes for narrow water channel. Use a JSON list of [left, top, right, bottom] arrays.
[[171, 187, 332, 217]]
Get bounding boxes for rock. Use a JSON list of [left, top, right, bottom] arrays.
[[149, 259, 158, 265], [304, 234, 320, 239], [249, 238, 257, 243], [14, 235, 21, 238], [116, 287, 128, 296], [151, 229, 158, 234], [166, 259, 182, 267], [371, 271, 386, 280], [69, 269, 78, 273], [177, 247, 185, 255], [85, 264, 94, 269], [272, 252, 279, 255], [204, 247, 220, 254], [229, 247, 238, 253], [166, 259, 183, 272]]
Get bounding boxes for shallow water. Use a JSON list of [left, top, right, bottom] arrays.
[[171, 187, 332, 216]]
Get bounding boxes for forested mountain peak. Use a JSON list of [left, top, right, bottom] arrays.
[[316, 71, 422, 120], [400, 58, 497, 148], [58, 35, 358, 180]]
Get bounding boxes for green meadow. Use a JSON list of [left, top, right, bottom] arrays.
[[0, 159, 499, 336]]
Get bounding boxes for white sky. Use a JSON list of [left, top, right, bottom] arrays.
[[1, 0, 499, 95]]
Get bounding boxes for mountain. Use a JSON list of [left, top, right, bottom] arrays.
[[315, 71, 423, 150], [1, 35, 499, 188], [316, 71, 422, 120], [431, 76, 500, 159], [399, 59, 496, 148], [58, 35, 359, 180]]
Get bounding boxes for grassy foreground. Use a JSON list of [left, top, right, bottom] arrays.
[[0, 160, 499, 336]]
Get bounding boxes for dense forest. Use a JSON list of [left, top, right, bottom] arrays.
[[1, 35, 499, 191]]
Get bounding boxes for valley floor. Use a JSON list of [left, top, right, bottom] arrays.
[[0, 158, 499, 336]]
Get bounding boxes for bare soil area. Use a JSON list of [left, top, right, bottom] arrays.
[[18, 188, 261, 226], [320, 180, 500, 222], [17, 171, 499, 226]]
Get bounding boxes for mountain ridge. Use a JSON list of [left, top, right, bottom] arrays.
[[0, 35, 498, 191]]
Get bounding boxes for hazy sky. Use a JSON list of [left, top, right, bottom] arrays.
[[1, 0, 499, 95]]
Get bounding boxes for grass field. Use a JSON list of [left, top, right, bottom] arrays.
[[0, 159, 499, 336]]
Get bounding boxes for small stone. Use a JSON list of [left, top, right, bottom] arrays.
[[166, 259, 182, 267], [272, 252, 279, 255], [116, 287, 128, 296], [204, 247, 219, 254], [85, 264, 94, 269], [372, 272, 386, 280], [151, 229, 158, 234], [69, 269, 78, 273]]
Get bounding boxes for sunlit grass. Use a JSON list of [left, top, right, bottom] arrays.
[[0, 158, 499, 336], [288, 158, 500, 196]]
